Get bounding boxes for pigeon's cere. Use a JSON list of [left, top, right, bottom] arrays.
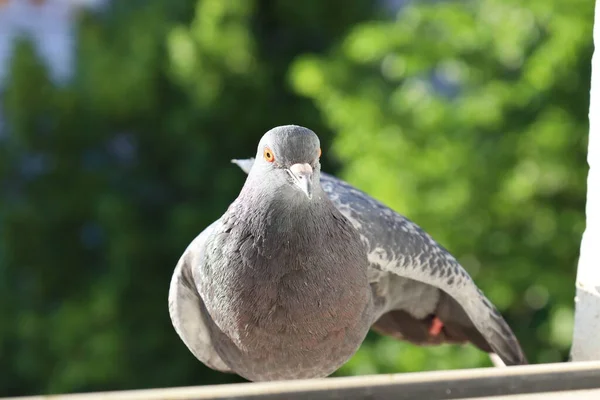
[[168, 125, 527, 382]]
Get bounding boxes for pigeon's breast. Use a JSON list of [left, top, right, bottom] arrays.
[[200, 212, 373, 380]]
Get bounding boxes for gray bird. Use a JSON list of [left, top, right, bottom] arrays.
[[169, 125, 526, 382]]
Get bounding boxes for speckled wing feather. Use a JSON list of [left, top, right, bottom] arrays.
[[232, 158, 526, 366], [168, 221, 232, 372], [320, 174, 526, 365]]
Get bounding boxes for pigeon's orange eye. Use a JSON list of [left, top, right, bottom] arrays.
[[264, 147, 275, 163], [318, 148, 322, 158]]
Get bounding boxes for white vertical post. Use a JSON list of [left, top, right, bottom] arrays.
[[571, 0, 600, 362]]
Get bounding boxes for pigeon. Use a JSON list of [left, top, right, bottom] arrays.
[[169, 125, 527, 382]]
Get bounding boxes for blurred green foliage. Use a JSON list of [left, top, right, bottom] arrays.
[[0, 0, 593, 396]]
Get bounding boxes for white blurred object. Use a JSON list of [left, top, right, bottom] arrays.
[[0, 0, 108, 87], [489, 353, 507, 368], [571, 0, 600, 362]]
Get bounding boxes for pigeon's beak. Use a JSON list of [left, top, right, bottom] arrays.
[[287, 163, 313, 200]]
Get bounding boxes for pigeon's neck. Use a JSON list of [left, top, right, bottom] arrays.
[[237, 182, 333, 239], [230, 176, 368, 277]]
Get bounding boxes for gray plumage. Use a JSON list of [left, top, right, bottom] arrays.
[[169, 125, 526, 381]]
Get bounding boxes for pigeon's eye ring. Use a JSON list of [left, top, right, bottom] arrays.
[[264, 147, 275, 163]]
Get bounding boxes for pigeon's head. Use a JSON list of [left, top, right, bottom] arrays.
[[252, 125, 322, 200]]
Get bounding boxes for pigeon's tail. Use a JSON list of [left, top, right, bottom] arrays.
[[372, 291, 527, 366], [479, 303, 528, 366]]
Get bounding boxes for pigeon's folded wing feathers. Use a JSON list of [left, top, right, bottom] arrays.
[[319, 173, 527, 366], [168, 222, 232, 372]]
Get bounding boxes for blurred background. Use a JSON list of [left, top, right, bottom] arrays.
[[0, 0, 594, 396]]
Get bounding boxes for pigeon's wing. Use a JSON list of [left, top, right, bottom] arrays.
[[168, 221, 232, 372], [319, 173, 527, 366], [231, 158, 526, 366]]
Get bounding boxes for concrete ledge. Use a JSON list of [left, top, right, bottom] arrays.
[[5, 361, 600, 400]]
